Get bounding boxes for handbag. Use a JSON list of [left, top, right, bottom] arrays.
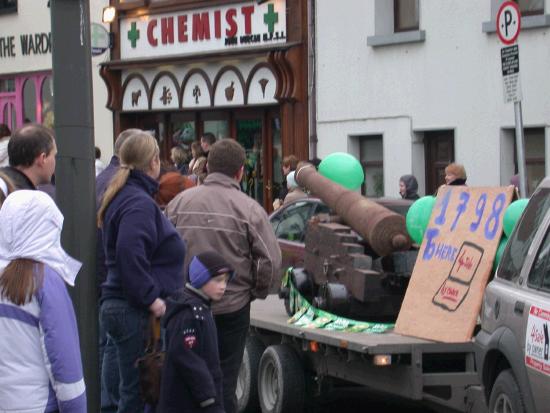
[[136, 314, 165, 405]]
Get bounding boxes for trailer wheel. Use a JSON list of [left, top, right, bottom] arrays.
[[258, 345, 305, 413], [237, 336, 266, 413], [489, 369, 525, 413]]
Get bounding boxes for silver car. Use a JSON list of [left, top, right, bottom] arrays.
[[476, 177, 550, 413]]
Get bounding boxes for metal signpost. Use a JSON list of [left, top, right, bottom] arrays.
[[497, 1, 527, 198], [50, 1, 98, 410]]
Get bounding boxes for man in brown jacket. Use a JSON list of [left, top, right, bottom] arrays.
[[165, 138, 281, 413]]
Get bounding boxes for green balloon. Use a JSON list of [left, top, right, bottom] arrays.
[[493, 236, 508, 272], [406, 196, 436, 244], [318, 152, 364, 190], [503, 198, 529, 238]]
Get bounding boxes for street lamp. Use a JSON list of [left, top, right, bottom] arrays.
[[102, 6, 116, 24]]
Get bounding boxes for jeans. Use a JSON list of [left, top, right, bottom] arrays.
[[100, 298, 148, 413], [214, 303, 251, 413], [99, 316, 120, 413]]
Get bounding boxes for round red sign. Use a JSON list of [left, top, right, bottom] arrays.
[[496, 1, 521, 45]]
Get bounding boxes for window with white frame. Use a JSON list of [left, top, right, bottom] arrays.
[[359, 136, 384, 197], [394, 0, 419, 32], [367, 0, 424, 47], [514, 0, 544, 16], [0, 0, 16, 14]]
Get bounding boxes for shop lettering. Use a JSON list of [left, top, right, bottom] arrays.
[[0, 36, 16, 58], [20, 33, 52, 56], [145, 6, 283, 47], [0, 33, 51, 58]]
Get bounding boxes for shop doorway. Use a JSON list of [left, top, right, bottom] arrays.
[[119, 107, 281, 211]]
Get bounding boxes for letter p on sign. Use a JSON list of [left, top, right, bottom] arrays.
[[497, 1, 521, 45]]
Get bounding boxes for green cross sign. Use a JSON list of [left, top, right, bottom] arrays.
[[127, 22, 140, 48], [263, 4, 278, 33]]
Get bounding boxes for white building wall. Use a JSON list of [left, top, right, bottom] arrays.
[[315, 0, 550, 196], [0, 0, 113, 163]]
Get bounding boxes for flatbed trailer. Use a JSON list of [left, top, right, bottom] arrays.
[[238, 295, 486, 413]]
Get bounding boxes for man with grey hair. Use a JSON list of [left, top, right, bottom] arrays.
[[96, 128, 140, 413]]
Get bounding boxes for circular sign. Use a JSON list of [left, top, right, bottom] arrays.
[[496, 1, 521, 45], [91, 23, 110, 56]]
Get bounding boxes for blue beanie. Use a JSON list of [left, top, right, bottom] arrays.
[[188, 251, 234, 289]]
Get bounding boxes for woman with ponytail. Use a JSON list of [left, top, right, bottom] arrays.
[[98, 132, 185, 413]]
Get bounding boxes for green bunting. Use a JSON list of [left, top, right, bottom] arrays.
[[283, 268, 394, 334]]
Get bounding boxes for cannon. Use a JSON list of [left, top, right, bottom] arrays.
[[284, 162, 417, 322]]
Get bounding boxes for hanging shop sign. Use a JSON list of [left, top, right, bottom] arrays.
[[120, 0, 286, 60]]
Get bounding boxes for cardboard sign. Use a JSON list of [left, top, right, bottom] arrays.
[[395, 186, 514, 343]]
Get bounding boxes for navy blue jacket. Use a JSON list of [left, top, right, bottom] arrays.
[[96, 156, 120, 294], [158, 285, 224, 413], [101, 169, 185, 308]]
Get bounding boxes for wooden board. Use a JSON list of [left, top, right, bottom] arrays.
[[395, 186, 515, 343]]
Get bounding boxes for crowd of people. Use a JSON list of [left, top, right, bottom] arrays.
[[0, 121, 479, 413]]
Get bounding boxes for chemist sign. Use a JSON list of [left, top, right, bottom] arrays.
[[395, 186, 514, 343], [120, 0, 286, 60]]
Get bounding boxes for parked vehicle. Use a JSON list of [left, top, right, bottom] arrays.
[[476, 177, 550, 413]]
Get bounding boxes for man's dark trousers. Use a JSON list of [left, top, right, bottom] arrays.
[[214, 303, 250, 413]]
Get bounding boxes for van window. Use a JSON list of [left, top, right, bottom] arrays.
[[498, 188, 550, 282]]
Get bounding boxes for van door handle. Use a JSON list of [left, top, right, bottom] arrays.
[[514, 301, 525, 316]]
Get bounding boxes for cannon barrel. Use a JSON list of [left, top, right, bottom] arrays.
[[295, 162, 412, 256]]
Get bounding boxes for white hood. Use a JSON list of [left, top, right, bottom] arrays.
[[0, 190, 82, 286]]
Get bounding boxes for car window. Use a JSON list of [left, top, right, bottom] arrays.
[[274, 201, 314, 242], [527, 229, 550, 290], [313, 203, 331, 215], [498, 188, 550, 282]]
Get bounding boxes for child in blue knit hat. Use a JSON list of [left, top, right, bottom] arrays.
[[158, 251, 234, 413]]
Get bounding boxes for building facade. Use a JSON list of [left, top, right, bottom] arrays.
[[0, 0, 114, 164], [100, 0, 310, 210], [315, 0, 550, 197]]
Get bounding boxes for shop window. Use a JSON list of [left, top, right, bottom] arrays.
[[204, 120, 229, 140], [394, 0, 419, 32], [367, 0, 425, 47], [359, 136, 384, 198], [2, 103, 16, 131], [23, 79, 36, 123], [41, 76, 54, 128], [514, 0, 544, 16], [0, 0, 17, 14], [0, 78, 15, 93], [514, 128, 545, 195]]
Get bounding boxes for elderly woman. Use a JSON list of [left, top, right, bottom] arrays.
[[283, 170, 308, 205], [97, 131, 185, 412], [0, 190, 86, 413]]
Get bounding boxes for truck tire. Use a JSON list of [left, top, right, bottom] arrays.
[[258, 345, 305, 413], [237, 336, 266, 413], [488, 369, 525, 413]]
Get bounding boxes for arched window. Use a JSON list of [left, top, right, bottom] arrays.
[[41, 76, 54, 128], [23, 78, 36, 123], [3, 102, 16, 131]]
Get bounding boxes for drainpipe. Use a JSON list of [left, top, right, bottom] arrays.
[[307, 0, 318, 160]]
